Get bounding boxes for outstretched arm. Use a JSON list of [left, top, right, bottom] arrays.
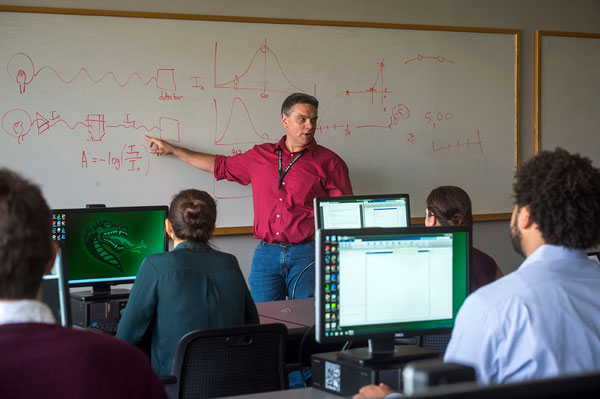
[[144, 135, 216, 173]]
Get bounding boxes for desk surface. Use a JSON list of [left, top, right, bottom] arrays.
[[257, 298, 315, 328], [259, 315, 309, 335]]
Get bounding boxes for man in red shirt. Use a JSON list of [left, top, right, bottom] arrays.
[[145, 93, 352, 302]]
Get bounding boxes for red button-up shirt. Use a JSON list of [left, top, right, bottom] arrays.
[[214, 136, 353, 243]]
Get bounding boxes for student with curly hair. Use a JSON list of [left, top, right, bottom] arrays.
[[355, 148, 600, 398], [444, 148, 600, 384], [425, 185, 503, 292], [117, 189, 259, 376]]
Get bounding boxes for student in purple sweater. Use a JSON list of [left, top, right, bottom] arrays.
[[425, 185, 503, 292], [0, 168, 167, 399]]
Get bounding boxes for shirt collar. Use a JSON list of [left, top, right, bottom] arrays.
[[0, 299, 56, 325], [519, 244, 587, 271], [274, 135, 317, 155], [174, 240, 211, 251]]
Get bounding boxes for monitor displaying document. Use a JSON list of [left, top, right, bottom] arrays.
[[314, 194, 410, 229]]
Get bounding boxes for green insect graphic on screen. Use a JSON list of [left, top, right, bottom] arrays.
[[83, 219, 146, 271]]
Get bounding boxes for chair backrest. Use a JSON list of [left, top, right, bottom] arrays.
[[167, 323, 288, 399]]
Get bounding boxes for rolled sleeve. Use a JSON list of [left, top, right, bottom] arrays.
[[213, 153, 252, 185]]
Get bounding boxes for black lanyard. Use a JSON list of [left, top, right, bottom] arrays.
[[278, 147, 306, 191]]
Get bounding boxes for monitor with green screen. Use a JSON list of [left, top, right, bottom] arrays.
[[51, 206, 168, 295]]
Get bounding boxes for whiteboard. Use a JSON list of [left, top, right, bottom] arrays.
[[536, 31, 600, 168], [0, 9, 518, 229]]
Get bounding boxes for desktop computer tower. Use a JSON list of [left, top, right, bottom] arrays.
[[311, 345, 438, 397], [70, 289, 130, 330]]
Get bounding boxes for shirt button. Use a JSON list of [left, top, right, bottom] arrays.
[[279, 198, 283, 201], [276, 215, 280, 218], [276, 232, 280, 235], [282, 182, 285, 185]]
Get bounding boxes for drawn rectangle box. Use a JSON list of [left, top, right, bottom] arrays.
[[86, 114, 106, 141], [159, 117, 180, 142], [156, 69, 176, 91]]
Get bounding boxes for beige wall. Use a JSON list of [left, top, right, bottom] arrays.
[[5, 0, 600, 278]]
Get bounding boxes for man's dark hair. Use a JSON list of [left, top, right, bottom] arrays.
[[0, 169, 53, 298], [513, 147, 600, 249], [281, 92, 319, 116], [168, 189, 217, 242], [426, 185, 473, 227]]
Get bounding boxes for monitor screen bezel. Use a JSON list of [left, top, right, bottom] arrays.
[[41, 242, 73, 326], [313, 193, 411, 230], [51, 205, 169, 288], [315, 226, 471, 345]]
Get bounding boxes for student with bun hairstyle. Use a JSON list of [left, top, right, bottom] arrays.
[[117, 189, 259, 376], [425, 186, 503, 292]]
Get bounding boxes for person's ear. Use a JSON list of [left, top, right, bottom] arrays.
[[44, 242, 58, 275], [426, 212, 440, 227], [518, 205, 534, 229], [425, 209, 433, 227], [281, 112, 289, 129], [165, 219, 173, 239]]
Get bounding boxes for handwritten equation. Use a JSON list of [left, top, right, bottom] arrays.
[[82, 144, 150, 176]]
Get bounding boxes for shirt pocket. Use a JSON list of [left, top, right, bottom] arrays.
[[285, 171, 324, 208]]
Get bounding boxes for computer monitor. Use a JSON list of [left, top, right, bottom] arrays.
[[315, 226, 470, 364], [41, 243, 72, 326], [314, 194, 410, 229], [50, 206, 168, 296]]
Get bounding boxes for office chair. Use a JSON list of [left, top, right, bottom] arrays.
[[290, 261, 315, 300], [162, 323, 288, 399]]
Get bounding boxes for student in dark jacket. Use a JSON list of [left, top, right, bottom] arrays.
[[425, 185, 503, 293], [117, 189, 259, 376]]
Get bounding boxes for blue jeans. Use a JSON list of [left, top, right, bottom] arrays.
[[248, 241, 315, 302]]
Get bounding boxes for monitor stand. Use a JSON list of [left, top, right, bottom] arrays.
[[70, 284, 130, 301], [336, 338, 437, 367]]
